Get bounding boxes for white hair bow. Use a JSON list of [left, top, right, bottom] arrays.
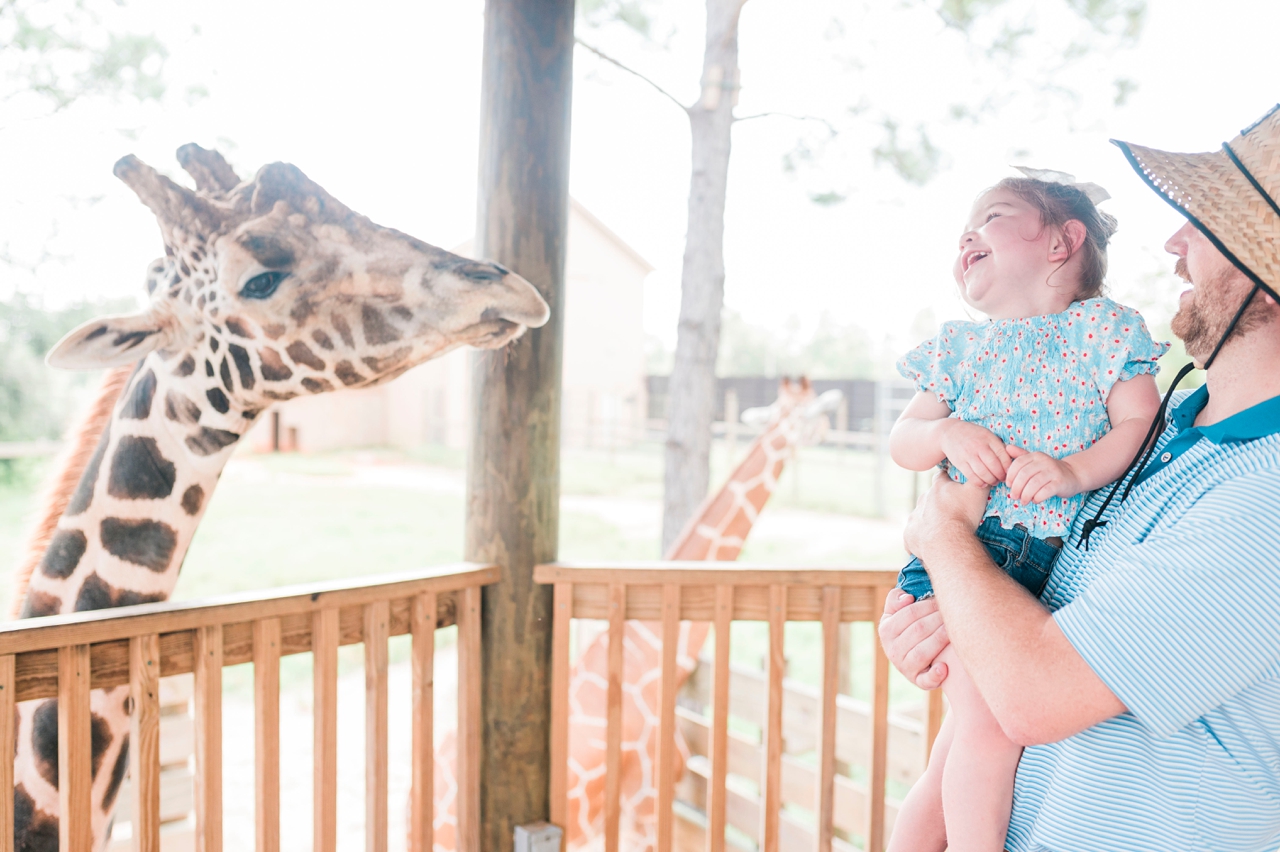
[[1013, 166, 1111, 205]]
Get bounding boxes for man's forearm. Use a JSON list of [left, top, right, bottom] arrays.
[[918, 524, 1126, 744]]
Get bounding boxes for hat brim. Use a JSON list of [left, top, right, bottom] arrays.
[[1113, 138, 1280, 303]]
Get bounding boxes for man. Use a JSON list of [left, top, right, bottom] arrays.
[[880, 106, 1280, 850]]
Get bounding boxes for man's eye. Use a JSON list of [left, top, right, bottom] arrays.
[[240, 271, 288, 299]]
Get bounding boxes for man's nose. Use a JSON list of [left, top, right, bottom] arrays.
[[1164, 220, 1196, 256]]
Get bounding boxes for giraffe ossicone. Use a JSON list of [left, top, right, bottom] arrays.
[[11, 143, 548, 851]]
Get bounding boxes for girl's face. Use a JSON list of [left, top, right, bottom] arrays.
[[954, 188, 1067, 319]]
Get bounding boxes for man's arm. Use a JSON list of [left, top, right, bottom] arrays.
[[903, 476, 1126, 745]]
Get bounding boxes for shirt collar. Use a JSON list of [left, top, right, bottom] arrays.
[[1169, 384, 1280, 444]]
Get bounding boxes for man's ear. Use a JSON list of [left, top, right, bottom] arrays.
[[47, 311, 174, 369]]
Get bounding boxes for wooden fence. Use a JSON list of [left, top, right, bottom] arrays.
[[0, 563, 495, 852], [536, 562, 944, 852]]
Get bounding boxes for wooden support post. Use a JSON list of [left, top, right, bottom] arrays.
[[0, 655, 14, 852], [254, 619, 282, 852], [468, 0, 574, 847], [312, 610, 339, 852], [130, 635, 162, 852]]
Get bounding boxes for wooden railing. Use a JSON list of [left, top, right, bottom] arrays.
[[0, 563, 496, 852], [536, 562, 943, 852]]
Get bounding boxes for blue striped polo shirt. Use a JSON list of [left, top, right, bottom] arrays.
[[1006, 387, 1280, 852]]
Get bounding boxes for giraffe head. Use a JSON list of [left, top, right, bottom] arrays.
[[47, 144, 549, 417]]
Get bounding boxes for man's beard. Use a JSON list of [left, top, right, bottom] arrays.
[[1170, 260, 1270, 361]]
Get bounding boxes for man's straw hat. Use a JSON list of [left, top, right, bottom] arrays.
[[1113, 104, 1280, 302]]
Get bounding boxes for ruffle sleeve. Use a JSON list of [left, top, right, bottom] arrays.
[[896, 321, 969, 406], [1075, 299, 1170, 398]]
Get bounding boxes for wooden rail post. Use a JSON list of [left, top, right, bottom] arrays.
[[468, 0, 574, 847]]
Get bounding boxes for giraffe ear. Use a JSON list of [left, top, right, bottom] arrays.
[[46, 311, 174, 370]]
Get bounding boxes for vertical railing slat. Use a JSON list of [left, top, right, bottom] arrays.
[[58, 644, 93, 852], [0, 655, 12, 852], [254, 618, 282, 852], [655, 584, 680, 852], [604, 583, 626, 852], [365, 601, 390, 852], [129, 635, 162, 852], [549, 582, 573, 830], [707, 584, 733, 852], [410, 592, 437, 852], [194, 625, 224, 852], [457, 585, 482, 852], [817, 587, 840, 852], [313, 609, 339, 852], [867, 586, 893, 852], [761, 585, 786, 852]]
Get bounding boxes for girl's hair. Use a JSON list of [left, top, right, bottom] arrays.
[[989, 177, 1119, 300]]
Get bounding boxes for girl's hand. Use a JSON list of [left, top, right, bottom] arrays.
[[937, 419, 1014, 486], [1006, 448, 1083, 504]]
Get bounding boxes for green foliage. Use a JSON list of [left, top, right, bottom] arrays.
[[576, 0, 655, 37], [717, 309, 875, 379], [0, 293, 137, 441], [937, 0, 1014, 33], [872, 120, 942, 187], [1, 0, 168, 110]]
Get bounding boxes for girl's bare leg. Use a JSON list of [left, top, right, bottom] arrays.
[[886, 710, 954, 852], [938, 645, 1022, 852]]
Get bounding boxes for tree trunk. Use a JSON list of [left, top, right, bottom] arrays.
[[662, 0, 746, 552], [467, 0, 573, 848]]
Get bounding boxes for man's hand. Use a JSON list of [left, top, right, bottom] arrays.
[[1006, 449, 1083, 504], [903, 472, 991, 561], [878, 589, 949, 689], [937, 419, 1016, 486]]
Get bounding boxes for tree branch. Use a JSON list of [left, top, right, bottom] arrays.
[[733, 111, 837, 135], [575, 36, 689, 113]]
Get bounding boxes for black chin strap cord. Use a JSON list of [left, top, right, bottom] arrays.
[[1076, 283, 1261, 549]]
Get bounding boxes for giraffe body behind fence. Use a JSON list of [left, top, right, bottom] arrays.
[[10, 144, 549, 851]]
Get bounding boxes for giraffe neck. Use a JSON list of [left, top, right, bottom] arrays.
[[666, 414, 799, 561], [21, 350, 253, 617]]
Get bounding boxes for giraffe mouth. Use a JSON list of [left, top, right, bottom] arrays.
[[469, 319, 524, 349]]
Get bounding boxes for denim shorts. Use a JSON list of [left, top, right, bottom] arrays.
[[896, 515, 1061, 600]]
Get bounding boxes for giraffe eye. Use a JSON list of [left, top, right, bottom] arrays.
[[240, 271, 287, 300]]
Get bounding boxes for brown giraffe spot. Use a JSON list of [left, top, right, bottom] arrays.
[[264, 323, 286, 339], [259, 347, 293, 381], [286, 340, 325, 371], [290, 298, 316, 323], [239, 233, 295, 268], [121, 369, 157, 419], [75, 573, 165, 609], [225, 316, 255, 338], [209, 337, 220, 353], [20, 591, 61, 618], [228, 344, 255, 390], [263, 389, 297, 401], [165, 391, 202, 425], [179, 259, 190, 276], [219, 357, 233, 392], [181, 484, 205, 515], [196, 293, 207, 309], [301, 377, 333, 394], [205, 359, 215, 377], [67, 425, 109, 515], [332, 313, 355, 347], [38, 529, 87, 579], [391, 305, 413, 321], [186, 427, 240, 457], [361, 304, 402, 345], [206, 387, 230, 414], [334, 361, 364, 386], [102, 734, 130, 811], [13, 783, 60, 851], [108, 436, 176, 500], [311, 329, 334, 350], [174, 354, 196, 377], [100, 518, 177, 572], [32, 700, 58, 786], [362, 346, 412, 374]]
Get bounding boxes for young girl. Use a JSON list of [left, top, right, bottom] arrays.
[[887, 172, 1167, 852]]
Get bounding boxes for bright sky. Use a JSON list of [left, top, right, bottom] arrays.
[[2, 0, 1277, 371]]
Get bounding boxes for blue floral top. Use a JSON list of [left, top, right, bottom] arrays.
[[897, 298, 1169, 537]]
